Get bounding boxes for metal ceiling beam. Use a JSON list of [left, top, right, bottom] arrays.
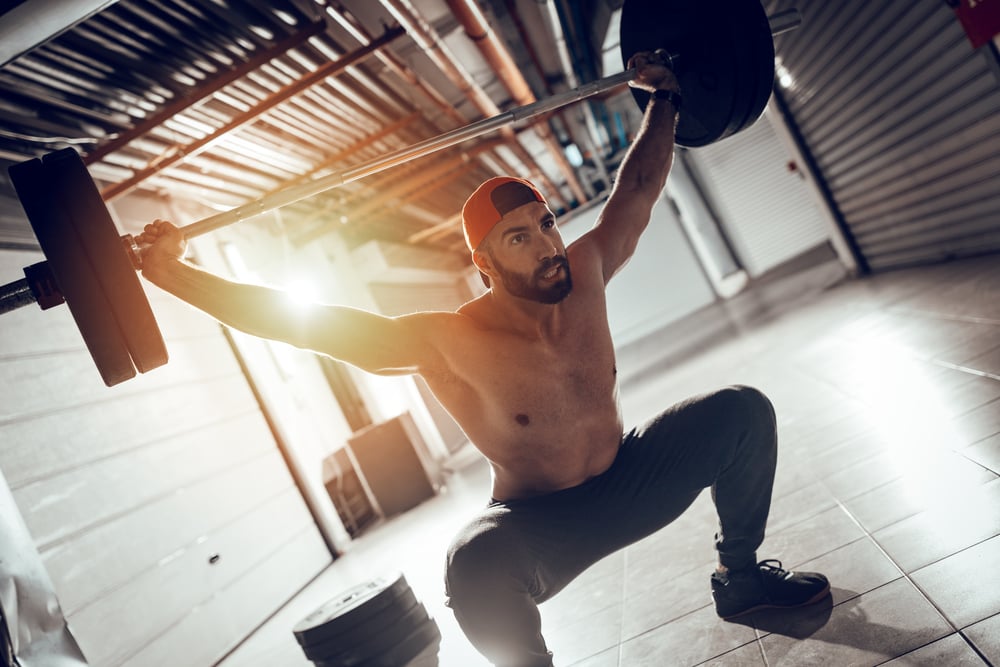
[[407, 213, 462, 244], [99, 25, 405, 202], [0, 0, 118, 68], [265, 112, 421, 196], [348, 138, 504, 221], [84, 19, 327, 164]]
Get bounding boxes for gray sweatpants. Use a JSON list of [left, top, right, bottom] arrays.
[[444, 385, 778, 667]]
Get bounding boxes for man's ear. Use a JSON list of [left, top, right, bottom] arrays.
[[472, 247, 493, 276]]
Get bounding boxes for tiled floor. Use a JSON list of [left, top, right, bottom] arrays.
[[219, 254, 1000, 667]]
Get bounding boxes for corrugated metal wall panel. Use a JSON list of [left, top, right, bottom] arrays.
[[687, 112, 831, 277], [766, 0, 1000, 271], [0, 244, 332, 666]]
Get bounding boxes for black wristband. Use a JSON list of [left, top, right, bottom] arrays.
[[651, 89, 682, 111]]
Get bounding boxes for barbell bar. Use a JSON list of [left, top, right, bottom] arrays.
[[2, 0, 799, 386]]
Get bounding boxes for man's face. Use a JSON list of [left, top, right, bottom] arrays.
[[479, 202, 572, 304]]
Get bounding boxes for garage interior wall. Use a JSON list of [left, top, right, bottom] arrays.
[[0, 239, 332, 665], [684, 109, 832, 278], [766, 0, 1000, 271], [558, 195, 717, 347]]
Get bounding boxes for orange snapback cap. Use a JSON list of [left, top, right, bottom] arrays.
[[461, 176, 547, 251]]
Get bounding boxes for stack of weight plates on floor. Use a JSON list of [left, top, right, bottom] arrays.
[[293, 572, 441, 667]]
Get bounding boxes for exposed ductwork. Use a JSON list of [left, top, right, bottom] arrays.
[[444, 0, 589, 204], [378, 0, 569, 209], [544, 0, 615, 181], [0, 0, 635, 258]]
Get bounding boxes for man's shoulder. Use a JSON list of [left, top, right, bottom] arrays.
[[400, 304, 483, 338], [568, 233, 604, 268], [567, 236, 611, 288], [455, 291, 491, 320], [401, 307, 471, 326]]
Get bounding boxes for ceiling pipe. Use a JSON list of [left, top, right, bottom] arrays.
[[502, 0, 609, 193], [324, 1, 466, 128], [543, 0, 612, 172], [323, 2, 529, 205], [236, 4, 518, 249], [378, 0, 567, 208], [444, 0, 588, 205]]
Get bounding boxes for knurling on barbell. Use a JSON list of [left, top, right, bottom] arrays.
[[3, 0, 797, 387]]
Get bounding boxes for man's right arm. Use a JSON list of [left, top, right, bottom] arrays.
[[569, 50, 679, 284], [139, 220, 444, 376]]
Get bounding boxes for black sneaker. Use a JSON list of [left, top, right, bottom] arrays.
[[711, 559, 830, 619]]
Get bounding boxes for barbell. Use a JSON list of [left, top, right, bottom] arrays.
[[1, 0, 800, 387]]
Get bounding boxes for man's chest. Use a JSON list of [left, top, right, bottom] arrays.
[[435, 281, 618, 426], [476, 322, 616, 412]]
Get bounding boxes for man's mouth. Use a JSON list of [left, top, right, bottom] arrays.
[[538, 258, 567, 281]]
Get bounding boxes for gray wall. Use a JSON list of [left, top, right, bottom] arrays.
[[559, 194, 717, 347], [0, 244, 331, 666]]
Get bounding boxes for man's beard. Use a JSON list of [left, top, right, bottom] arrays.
[[493, 255, 573, 304]]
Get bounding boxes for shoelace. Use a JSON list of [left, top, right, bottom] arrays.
[[758, 559, 793, 580]]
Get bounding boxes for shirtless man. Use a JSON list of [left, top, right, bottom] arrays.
[[139, 51, 830, 667]]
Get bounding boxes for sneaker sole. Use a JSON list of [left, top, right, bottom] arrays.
[[716, 582, 832, 620]]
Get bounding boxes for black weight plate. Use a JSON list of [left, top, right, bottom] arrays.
[[620, 0, 774, 147], [8, 157, 136, 386], [362, 619, 441, 667], [293, 573, 411, 647], [318, 619, 441, 667], [298, 587, 418, 655], [730, 0, 776, 136], [305, 600, 429, 663], [723, 0, 769, 138], [398, 638, 440, 667], [695, 0, 761, 141], [621, 0, 741, 147], [744, 20, 775, 132], [45, 148, 169, 376], [300, 588, 418, 658]]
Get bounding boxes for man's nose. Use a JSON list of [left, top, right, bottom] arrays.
[[536, 236, 558, 260]]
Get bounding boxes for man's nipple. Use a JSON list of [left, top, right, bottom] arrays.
[[515, 413, 530, 426]]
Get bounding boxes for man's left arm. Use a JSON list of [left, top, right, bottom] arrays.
[[576, 50, 680, 283]]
